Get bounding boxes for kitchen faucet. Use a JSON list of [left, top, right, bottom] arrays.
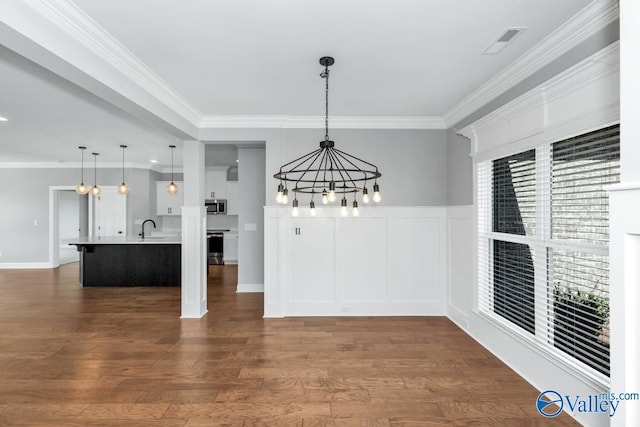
[[141, 219, 156, 239]]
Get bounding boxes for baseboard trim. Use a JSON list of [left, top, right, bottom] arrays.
[[237, 283, 264, 293], [0, 262, 51, 269]]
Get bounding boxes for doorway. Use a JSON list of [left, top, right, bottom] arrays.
[[48, 186, 126, 268]]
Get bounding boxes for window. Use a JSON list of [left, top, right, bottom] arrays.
[[478, 124, 619, 378]]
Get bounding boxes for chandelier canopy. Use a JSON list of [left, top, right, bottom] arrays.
[[273, 56, 381, 216]]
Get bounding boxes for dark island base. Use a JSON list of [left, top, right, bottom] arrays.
[[76, 244, 181, 287]]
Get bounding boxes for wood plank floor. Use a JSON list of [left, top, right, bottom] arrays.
[[0, 263, 579, 426]]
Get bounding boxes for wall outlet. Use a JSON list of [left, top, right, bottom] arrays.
[[134, 219, 143, 225], [244, 223, 257, 231], [33, 219, 38, 226], [340, 307, 349, 313]]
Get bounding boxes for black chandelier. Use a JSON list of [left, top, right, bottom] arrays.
[[273, 56, 381, 217]]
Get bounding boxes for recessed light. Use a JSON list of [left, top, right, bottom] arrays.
[[0, 116, 8, 122], [150, 159, 158, 163]]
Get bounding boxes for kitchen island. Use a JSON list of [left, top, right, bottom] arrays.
[[67, 236, 181, 287]]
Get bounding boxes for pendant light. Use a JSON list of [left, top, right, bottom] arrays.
[[117, 144, 130, 195], [167, 145, 178, 194], [75, 146, 90, 195], [89, 153, 101, 196], [273, 56, 382, 216]]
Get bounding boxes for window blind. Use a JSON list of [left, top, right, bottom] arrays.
[[477, 124, 619, 379]]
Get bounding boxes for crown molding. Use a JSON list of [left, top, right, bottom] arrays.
[[0, 162, 158, 169], [442, 0, 619, 128], [23, 0, 202, 126], [199, 115, 446, 130]]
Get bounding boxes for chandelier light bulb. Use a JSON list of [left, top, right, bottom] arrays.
[[310, 201, 316, 217], [275, 184, 284, 203], [328, 182, 337, 202], [362, 187, 370, 204], [282, 189, 289, 204], [340, 198, 348, 217], [322, 191, 329, 205], [292, 199, 299, 217], [167, 182, 178, 194], [373, 183, 381, 203], [352, 200, 359, 217]]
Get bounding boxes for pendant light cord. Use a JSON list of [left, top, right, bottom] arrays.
[[93, 153, 98, 185], [121, 146, 125, 182], [80, 148, 84, 183]]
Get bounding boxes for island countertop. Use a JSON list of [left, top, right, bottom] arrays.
[[65, 236, 181, 245]]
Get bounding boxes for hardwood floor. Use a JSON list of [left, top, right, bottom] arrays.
[[0, 263, 578, 426]]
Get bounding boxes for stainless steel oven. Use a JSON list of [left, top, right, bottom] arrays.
[[205, 199, 226, 215]]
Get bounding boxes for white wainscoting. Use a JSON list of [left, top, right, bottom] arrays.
[[264, 206, 447, 318], [446, 206, 474, 330]]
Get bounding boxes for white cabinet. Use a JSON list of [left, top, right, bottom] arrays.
[[205, 170, 227, 200], [156, 181, 183, 216], [226, 181, 239, 215], [223, 232, 238, 264]]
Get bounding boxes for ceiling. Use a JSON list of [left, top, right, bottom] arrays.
[[0, 0, 597, 165]]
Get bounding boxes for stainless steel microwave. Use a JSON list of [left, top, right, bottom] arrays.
[[205, 199, 227, 215]]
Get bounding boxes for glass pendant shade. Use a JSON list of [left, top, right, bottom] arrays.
[[167, 145, 178, 194], [76, 146, 90, 194], [90, 152, 100, 197], [167, 182, 178, 194], [76, 183, 90, 195], [117, 183, 130, 195], [117, 145, 130, 194]]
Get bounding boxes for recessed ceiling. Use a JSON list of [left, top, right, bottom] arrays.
[[73, 0, 590, 116]]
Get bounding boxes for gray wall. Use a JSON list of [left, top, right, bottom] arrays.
[[269, 128, 448, 207], [238, 147, 265, 287], [446, 129, 473, 205], [0, 167, 159, 263]]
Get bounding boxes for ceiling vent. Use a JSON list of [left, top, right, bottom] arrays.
[[482, 27, 527, 55]]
